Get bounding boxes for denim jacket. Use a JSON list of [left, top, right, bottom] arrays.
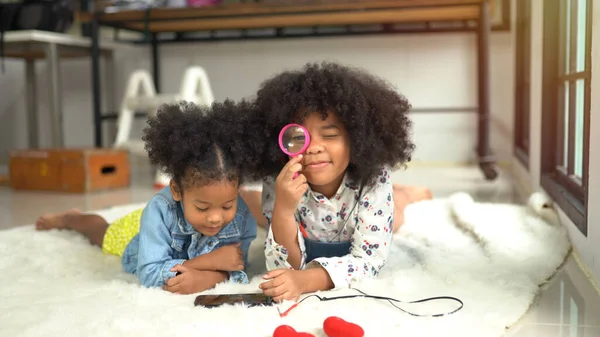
[[121, 186, 257, 288]]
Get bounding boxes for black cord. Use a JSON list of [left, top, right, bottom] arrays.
[[287, 288, 463, 318]]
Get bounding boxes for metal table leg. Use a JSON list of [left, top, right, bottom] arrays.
[[104, 50, 117, 145], [91, 16, 103, 147], [151, 33, 161, 93], [25, 59, 39, 148], [477, 0, 497, 180], [46, 43, 64, 148]]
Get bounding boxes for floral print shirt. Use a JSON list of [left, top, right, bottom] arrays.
[[262, 166, 394, 289]]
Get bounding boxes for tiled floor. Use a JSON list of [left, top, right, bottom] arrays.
[[1, 164, 599, 336]]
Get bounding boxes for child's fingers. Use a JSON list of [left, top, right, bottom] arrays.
[[294, 179, 309, 194], [296, 188, 308, 200], [170, 264, 189, 274], [273, 291, 295, 303], [259, 275, 287, 289], [278, 155, 302, 176], [292, 173, 307, 186], [262, 269, 287, 279], [261, 282, 287, 297], [293, 175, 309, 196], [166, 274, 183, 287], [285, 154, 303, 168], [164, 283, 180, 294], [283, 164, 303, 181], [299, 183, 308, 193], [258, 280, 274, 290], [278, 155, 303, 181], [163, 279, 181, 293]]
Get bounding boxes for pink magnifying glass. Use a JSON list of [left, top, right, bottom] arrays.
[[278, 123, 310, 178]]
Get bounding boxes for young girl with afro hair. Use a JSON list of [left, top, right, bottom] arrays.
[[253, 62, 432, 302], [36, 100, 264, 295]]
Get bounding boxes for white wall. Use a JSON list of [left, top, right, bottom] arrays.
[[511, 0, 600, 283], [0, 25, 514, 168]]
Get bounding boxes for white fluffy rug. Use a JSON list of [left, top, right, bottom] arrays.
[[0, 192, 570, 337]]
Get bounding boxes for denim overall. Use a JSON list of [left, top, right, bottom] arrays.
[[304, 237, 352, 263]]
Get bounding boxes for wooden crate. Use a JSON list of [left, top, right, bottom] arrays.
[[9, 148, 131, 193]]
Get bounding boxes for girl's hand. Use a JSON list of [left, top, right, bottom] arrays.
[[259, 269, 306, 302], [163, 264, 226, 294], [275, 155, 308, 215], [208, 243, 245, 271]]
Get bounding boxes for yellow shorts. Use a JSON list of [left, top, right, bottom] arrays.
[[102, 208, 144, 257]]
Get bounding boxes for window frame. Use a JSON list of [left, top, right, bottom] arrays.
[[540, 0, 592, 235], [514, 0, 532, 168]]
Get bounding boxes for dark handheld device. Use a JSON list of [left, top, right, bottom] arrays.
[[194, 293, 274, 308]]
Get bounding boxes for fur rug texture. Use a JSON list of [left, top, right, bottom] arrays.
[[0, 192, 570, 337]]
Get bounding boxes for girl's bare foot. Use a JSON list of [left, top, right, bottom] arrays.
[[395, 185, 433, 204], [35, 209, 81, 230], [392, 185, 433, 233], [240, 189, 268, 228]]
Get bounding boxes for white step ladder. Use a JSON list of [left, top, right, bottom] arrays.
[[113, 66, 215, 188]]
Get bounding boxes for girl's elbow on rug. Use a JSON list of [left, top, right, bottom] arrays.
[[137, 272, 164, 288], [137, 269, 164, 288]]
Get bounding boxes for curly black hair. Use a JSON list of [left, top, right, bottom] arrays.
[[253, 61, 415, 186], [142, 99, 265, 190]]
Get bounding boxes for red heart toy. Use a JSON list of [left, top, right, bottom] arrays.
[[273, 325, 315, 337], [323, 316, 365, 337]]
